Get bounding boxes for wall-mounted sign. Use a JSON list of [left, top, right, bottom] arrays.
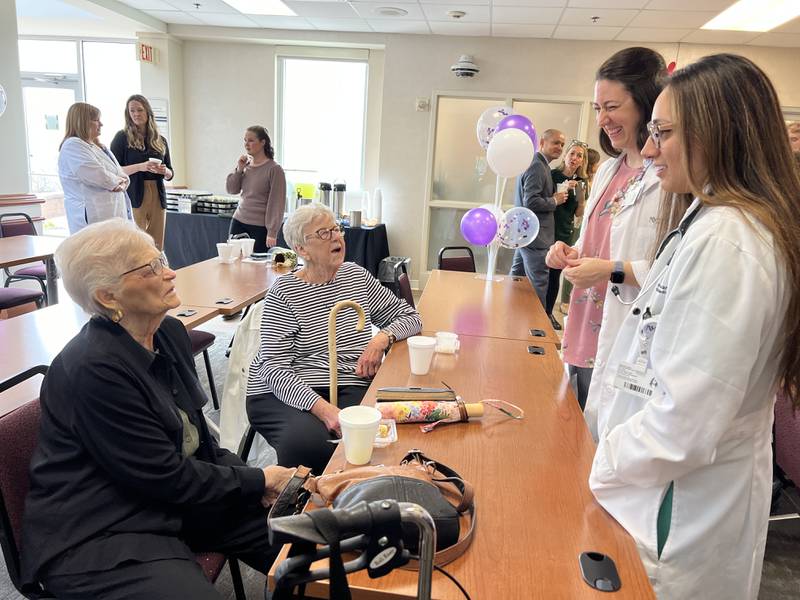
[[137, 43, 156, 64], [0, 84, 7, 118]]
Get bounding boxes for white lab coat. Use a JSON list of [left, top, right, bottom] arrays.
[[574, 154, 662, 440], [58, 137, 131, 234], [589, 199, 787, 600]]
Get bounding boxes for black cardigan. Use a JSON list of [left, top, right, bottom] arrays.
[[20, 316, 265, 584], [110, 131, 173, 208]]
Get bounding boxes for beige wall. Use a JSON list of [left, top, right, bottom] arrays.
[[178, 31, 800, 283], [0, 0, 30, 194]]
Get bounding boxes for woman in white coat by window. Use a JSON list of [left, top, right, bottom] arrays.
[[58, 102, 130, 234], [589, 54, 800, 600]]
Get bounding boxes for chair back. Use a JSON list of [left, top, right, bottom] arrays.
[[0, 366, 48, 597], [775, 393, 800, 486], [437, 247, 475, 273], [397, 272, 415, 309], [0, 213, 37, 238]]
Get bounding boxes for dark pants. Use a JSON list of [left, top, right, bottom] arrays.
[[247, 386, 368, 475], [546, 268, 562, 316], [569, 365, 593, 411], [510, 246, 548, 309], [229, 218, 270, 253], [43, 503, 276, 600]]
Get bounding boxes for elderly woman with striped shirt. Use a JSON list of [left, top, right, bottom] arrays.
[[246, 204, 421, 473]]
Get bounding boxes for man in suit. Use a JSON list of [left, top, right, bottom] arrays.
[[510, 128, 567, 308]]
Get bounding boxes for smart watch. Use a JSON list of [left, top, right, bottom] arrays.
[[610, 261, 625, 284]]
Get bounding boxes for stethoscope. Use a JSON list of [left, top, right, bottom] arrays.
[[611, 200, 704, 314]]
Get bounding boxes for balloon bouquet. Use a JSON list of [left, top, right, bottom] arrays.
[[460, 107, 541, 280]]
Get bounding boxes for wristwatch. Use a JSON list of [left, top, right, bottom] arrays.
[[381, 329, 397, 350], [610, 261, 625, 284]]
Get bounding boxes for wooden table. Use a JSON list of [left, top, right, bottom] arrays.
[[174, 257, 293, 315], [0, 235, 63, 304], [0, 300, 218, 417], [417, 270, 560, 346], [269, 336, 654, 599]]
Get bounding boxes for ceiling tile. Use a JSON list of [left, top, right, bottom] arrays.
[[284, 0, 358, 17], [308, 17, 373, 30], [629, 10, 717, 28], [366, 19, 431, 32], [568, 0, 647, 7], [615, 26, 691, 42], [746, 32, 800, 48], [350, 2, 425, 19], [165, 0, 237, 12], [553, 24, 622, 39], [492, 23, 555, 37], [643, 0, 734, 10], [680, 29, 760, 44], [421, 4, 489, 22], [774, 17, 800, 34], [143, 9, 204, 24], [492, 6, 563, 24], [560, 8, 638, 27], [246, 14, 314, 28], [490, 0, 564, 6], [424, 0, 488, 4], [195, 12, 260, 26], [429, 21, 490, 34], [119, 0, 177, 9]]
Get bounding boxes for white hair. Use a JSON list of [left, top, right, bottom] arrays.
[[283, 203, 335, 251], [55, 218, 156, 317]]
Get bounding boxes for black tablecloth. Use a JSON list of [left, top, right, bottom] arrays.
[[164, 211, 390, 276]]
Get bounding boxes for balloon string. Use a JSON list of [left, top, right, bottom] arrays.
[[482, 399, 525, 419]]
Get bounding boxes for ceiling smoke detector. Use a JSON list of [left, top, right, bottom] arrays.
[[376, 6, 408, 16], [451, 55, 479, 78], [447, 10, 466, 19]]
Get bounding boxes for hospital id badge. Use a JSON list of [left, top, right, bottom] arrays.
[[613, 360, 657, 399]]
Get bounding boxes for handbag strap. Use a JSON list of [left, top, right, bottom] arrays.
[[269, 466, 313, 520]]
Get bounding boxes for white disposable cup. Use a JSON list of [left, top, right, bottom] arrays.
[[232, 239, 248, 258], [339, 406, 382, 465], [241, 238, 256, 257], [148, 157, 162, 164], [556, 181, 569, 194], [216, 243, 234, 261], [407, 336, 437, 375], [435, 331, 460, 354]]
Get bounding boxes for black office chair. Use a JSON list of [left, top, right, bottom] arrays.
[[437, 246, 476, 273]]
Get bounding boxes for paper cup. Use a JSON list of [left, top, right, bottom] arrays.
[[216, 242, 234, 261], [228, 238, 246, 259], [339, 406, 382, 465], [407, 335, 437, 375], [556, 182, 569, 194], [435, 331, 460, 354], [241, 238, 256, 257], [148, 157, 162, 164]]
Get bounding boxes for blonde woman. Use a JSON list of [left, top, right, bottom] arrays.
[[788, 121, 800, 152], [111, 95, 173, 250], [58, 102, 130, 234]]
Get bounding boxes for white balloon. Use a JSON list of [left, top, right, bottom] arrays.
[[476, 105, 513, 150], [486, 129, 535, 179]]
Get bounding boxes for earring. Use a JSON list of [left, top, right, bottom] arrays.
[[111, 308, 124, 323]]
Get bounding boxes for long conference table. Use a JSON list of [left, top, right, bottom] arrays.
[[268, 270, 654, 598]]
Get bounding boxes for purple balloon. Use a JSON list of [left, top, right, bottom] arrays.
[[495, 114, 538, 149], [460, 207, 498, 246]]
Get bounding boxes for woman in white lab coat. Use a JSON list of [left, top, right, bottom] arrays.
[[58, 102, 130, 234], [589, 54, 800, 600]]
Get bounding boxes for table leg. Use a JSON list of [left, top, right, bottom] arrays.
[[45, 257, 58, 305]]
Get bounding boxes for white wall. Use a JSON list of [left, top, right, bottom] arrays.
[[0, 0, 30, 194], [178, 31, 800, 282]]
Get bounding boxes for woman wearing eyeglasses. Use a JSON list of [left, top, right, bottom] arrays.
[[247, 204, 422, 474], [546, 47, 666, 419], [546, 139, 588, 330], [226, 126, 286, 253], [589, 54, 800, 600], [21, 219, 297, 599]]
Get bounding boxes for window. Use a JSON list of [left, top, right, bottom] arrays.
[[83, 41, 141, 140], [277, 56, 368, 193]]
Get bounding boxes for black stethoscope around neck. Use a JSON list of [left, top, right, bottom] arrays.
[[611, 200, 704, 311]]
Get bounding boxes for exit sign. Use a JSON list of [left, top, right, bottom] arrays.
[[138, 43, 155, 63]]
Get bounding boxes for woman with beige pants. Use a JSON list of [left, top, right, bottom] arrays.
[[111, 94, 173, 250]]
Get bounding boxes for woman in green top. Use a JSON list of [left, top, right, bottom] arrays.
[[546, 140, 588, 329]]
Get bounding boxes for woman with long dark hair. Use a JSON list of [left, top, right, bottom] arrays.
[[226, 126, 287, 253], [589, 54, 800, 600], [111, 94, 173, 250]]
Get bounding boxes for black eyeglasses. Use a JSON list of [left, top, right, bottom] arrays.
[[304, 224, 345, 241], [120, 254, 168, 278], [646, 120, 673, 149]]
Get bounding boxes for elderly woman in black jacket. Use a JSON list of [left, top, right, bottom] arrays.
[[20, 219, 295, 600]]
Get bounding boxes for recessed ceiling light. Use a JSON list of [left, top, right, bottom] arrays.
[[376, 7, 408, 17], [222, 0, 296, 17], [702, 0, 800, 33]]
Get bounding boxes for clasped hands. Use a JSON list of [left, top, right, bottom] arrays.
[[546, 241, 612, 289], [261, 464, 300, 508]]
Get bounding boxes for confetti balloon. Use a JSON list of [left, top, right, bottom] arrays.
[[497, 206, 540, 249], [476, 105, 513, 150]]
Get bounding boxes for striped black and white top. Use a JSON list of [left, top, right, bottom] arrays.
[[247, 262, 422, 410]]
